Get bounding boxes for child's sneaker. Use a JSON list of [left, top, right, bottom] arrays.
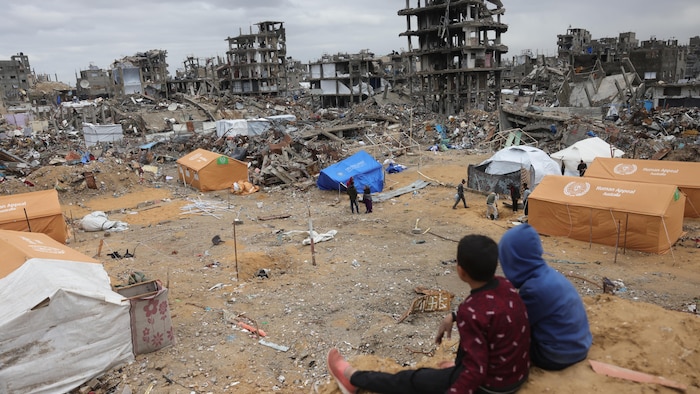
[[327, 348, 358, 394]]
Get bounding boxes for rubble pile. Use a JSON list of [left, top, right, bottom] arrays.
[[1, 87, 699, 196]]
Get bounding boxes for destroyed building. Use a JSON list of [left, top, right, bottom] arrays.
[[285, 58, 305, 96], [556, 27, 693, 84], [111, 49, 169, 98], [380, 51, 412, 90], [169, 56, 222, 97], [224, 21, 288, 96], [76, 64, 114, 99], [629, 37, 686, 83], [307, 51, 385, 108], [398, 0, 508, 114], [650, 81, 700, 108], [686, 36, 700, 79], [0, 53, 33, 105], [557, 28, 593, 67]]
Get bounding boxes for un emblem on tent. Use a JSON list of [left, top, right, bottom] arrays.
[[564, 181, 590, 197], [613, 163, 637, 175]]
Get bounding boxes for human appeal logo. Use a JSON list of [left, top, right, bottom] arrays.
[[563, 181, 590, 197], [613, 163, 638, 175]]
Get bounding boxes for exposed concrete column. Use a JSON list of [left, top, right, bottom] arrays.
[[467, 74, 472, 110]]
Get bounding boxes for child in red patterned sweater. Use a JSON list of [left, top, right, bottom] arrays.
[[328, 234, 531, 394]]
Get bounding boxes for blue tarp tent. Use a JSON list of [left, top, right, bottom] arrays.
[[317, 150, 384, 193]]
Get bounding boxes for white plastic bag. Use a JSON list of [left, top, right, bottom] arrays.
[[80, 211, 129, 232]]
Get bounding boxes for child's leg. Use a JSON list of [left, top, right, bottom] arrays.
[[350, 368, 455, 394]]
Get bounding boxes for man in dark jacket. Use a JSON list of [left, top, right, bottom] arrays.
[[498, 224, 592, 370], [346, 177, 360, 214], [509, 184, 521, 212], [452, 179, 468, 209], [577, 160, 588, 177]]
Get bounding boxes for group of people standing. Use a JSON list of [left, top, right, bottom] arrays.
[[455, 180, 532, 220], [345, 177, 373, 214], [346, 177, 535, 219]]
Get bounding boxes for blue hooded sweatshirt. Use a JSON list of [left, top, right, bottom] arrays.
[[498, 224, 592, 367]]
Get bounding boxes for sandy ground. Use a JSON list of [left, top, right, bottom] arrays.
[[35, 149, 700, 393]]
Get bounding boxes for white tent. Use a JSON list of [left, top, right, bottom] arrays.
[[0, 230, 133, 394], [215, 119, 272, 137], [478, 145, 561, 187], [83, 123, 124, 147], [550, 137, 624, 176]]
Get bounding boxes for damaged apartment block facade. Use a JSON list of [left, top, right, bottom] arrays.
[[111, 50, 169, 98], [308, 51, 386, 108], [399, 0, 508, 114], [0, 53, 33, 105], [224, 21, 288, 96]]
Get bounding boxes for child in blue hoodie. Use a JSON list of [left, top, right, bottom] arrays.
[[498, 224, 592, 371]]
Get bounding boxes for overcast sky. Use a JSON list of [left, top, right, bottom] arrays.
[[1, 1, 698, 87]]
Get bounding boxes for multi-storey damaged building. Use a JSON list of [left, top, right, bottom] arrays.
[[0, 53, 33, 105], [398, 0, 508, 114], [307, 51, 385, 108], [556, 27, 692, 84], [225, 21, 288, 96], [169, 56, 222, 97], [630, 37, 686, 83], [76, 64, 113, 99], [111, 49, 169, 97], [685, 36, 700, 80], [557, 28, 593, 67]]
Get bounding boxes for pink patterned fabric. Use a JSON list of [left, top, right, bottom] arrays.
[[128, 281, 174, 354]]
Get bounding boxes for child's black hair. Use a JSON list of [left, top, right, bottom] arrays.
[[456, 234, 498, 282]]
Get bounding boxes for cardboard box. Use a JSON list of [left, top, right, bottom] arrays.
[[115, 280, 159, 299]]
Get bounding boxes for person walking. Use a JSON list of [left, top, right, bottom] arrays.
[[509, 184, 521, 212], [452, 179, 468, 209], [346, 177, 360, 214], [362, 185, 373, 214], [327, 234, 531, 394]]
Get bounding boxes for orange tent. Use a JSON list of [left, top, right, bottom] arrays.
[[0, 230, 97, 279], [0, 189, 68, 243], [528, 175, 685, 254], [176, 148, 249, 191], [584, 157, 700, 217]]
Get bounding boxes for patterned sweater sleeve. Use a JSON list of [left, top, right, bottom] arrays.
[[448, 303, 489, 392]]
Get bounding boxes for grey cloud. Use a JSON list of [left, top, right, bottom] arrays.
[[1, 0, 696, 85]]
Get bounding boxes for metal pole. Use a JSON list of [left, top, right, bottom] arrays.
[[233, 219, 239, 281], [308, 205, 316, 266], [409, 107, 413, 144], [623, 214, 629, 254], [23, 208, 32, 232], [70, 210, 78, 243], [588, 209, 593, 249], [614, 219, 620, 264]]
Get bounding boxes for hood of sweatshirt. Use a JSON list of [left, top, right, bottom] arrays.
[[498, 223, 544, 288]]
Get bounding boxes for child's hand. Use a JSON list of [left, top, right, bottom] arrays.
[[434, 313, 455, 344]]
